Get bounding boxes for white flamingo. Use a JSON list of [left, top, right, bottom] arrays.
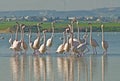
[[39, 30, 47, 54], [56, 32, 66, 54], [28, 29, 35, 53], [20, 24, 28, 54], [10, 22, 22, 54], [89, 23, 99, 54], [32, 23, 41, 51], [63, 33, 70, 53], [101, 24, 108, 54], [29, 28, 40, 55], [46, 22, 55, 47]]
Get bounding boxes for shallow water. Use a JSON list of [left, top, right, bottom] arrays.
[[0, 32, 120, 81]]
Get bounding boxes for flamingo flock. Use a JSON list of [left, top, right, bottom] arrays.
[[9, 20, 109, 56]]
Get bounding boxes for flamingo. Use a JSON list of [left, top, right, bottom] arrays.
[[83, 28, 88, 40], [46, 21, 55, 47], [89, 23, 99, 54], [28, 29, 36, 53], [56, 32, 66, 54], [29, 28, 41, 55], [66, 24, 80, 55], [10, 22, 22, 54], [68, 24, 79, 48], [32, 23, 41, 50], [20, 24, 28, 54], [71, 32, 83, 55], [76, 21, 85, 44], [63, 33, 70, 53], [101, 24, 108, 54], [39, 30, 47, 54], [77, 36, 89, 56]]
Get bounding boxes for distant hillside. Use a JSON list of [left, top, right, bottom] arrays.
[[0, 7, 120, 17]]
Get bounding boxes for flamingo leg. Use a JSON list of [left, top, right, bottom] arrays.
[[92, 47, 95, 54], [95, 48, 97, 54], [84, 46, 89, 54]]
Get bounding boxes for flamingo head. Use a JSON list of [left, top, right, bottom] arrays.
[[65, 26, 71, 33], [101, 24, 104, 28], [43, 30, 47, 33], [88, 23, 92, 29]]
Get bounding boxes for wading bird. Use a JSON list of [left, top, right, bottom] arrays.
[[39, 30, 47, 54], [10, 22, 22, 54], [46, 21, 55, 48], [20, 24, 28, 54], [56, 32, 66, 54], [101, 24, 108, 54], [89, 23, 99, 54], [32, 23, 42, 54]]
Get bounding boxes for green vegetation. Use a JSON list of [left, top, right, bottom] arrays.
[[0, 21, 120, 33]]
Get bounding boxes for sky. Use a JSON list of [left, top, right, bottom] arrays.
[[0, 0, 120, 11]]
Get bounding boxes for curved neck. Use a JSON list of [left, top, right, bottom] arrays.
[[11, 33, 13, 39], [21, 28, 24, 41], [15, 25, 19, 40], [90, 26, 92, 40], [63, 32, 66, 44], [43, 32, 46, 45], [28, 30, 32, 44], [101, 27, 104, 41], [51, 24, 54, 38], [71, 22, 74, 33], [77, 26, 80, 42], [37, 26, 40, 37], [70, 32, 73, 47]]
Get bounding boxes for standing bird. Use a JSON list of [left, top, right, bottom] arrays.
[[28, 29, 34, 49], [10, 22, 22, 54], [39, 30, 47, 54], [63, 33, 70, 53], [77, 37, 89, 56], [20, 24, 28, 54], [101, 24, 108, 54], [29, 29, 38, 55], [46, 22, 55, 48], [56, 32, 66, 54], [76, 21, 85, 44], [32, 23, 41, 53], [89, 23, 99, 54]]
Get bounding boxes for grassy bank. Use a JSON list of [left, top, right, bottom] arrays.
[[0, 21, 120, 33]]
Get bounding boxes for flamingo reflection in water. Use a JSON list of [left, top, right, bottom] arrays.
[[77, 57, 88, 81], [20, 54, 27, 81], [102, 55, 108, 81], [10, 55, 20, 81], [46, 56, 54, 81], [33, 54, 40, 81], [39, 57, 47, 81]]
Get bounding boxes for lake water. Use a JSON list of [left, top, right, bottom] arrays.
[[0, 32, 120, 81]]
